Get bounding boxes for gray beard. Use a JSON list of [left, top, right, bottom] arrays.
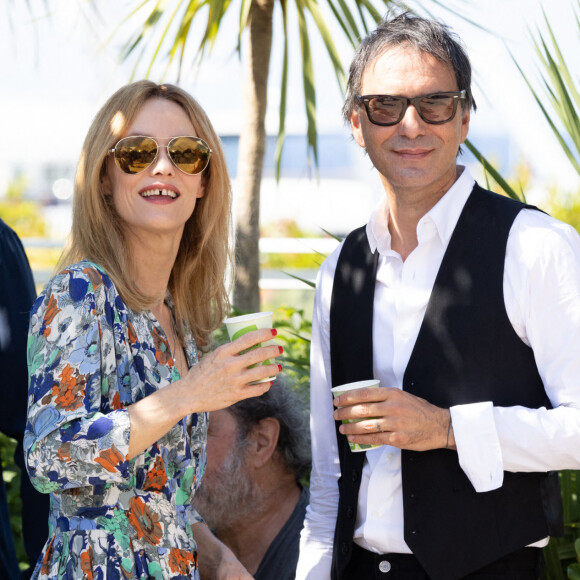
[[193, 445, 265, 535]]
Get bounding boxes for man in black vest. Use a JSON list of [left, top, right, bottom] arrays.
[[296, 12, 580, 580]]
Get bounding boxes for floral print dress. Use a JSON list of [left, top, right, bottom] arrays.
[[24, 261, 206, 579]]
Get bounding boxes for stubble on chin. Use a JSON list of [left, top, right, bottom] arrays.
[[193, 446, 265, 535]]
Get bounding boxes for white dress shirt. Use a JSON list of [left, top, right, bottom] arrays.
[[296, 167, 580, 579]]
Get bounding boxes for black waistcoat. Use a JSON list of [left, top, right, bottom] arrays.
[[329, 184, 563, 580]]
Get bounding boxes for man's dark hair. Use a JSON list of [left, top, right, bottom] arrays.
[[343, 11, 477, 123], [228, 377, 311, 481]]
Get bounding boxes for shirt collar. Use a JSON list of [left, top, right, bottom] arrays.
[[366, 166, 475, 255]]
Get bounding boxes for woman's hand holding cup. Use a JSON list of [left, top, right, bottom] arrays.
[[224, 312, 278, 382], [182, 315, 282, 413]]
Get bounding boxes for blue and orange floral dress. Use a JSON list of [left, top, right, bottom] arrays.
[[24, 260, 206, 579]]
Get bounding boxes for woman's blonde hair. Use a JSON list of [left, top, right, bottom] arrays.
[[57, 80, 232, 348]]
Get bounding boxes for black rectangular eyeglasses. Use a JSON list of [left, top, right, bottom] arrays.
[[356, 90, 466, 126]]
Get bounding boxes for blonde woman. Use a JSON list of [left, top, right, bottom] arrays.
[[24, 80, 281, 579]]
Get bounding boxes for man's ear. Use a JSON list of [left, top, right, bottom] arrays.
[[459, 106, 470, 144], [248, 418, 280, 469], [350, 108, 366, 149]]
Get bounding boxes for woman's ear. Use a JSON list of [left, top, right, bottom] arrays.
[[196, 180, 205, 199], [196, 174, 208, 199], [100, 162, 113, 196]]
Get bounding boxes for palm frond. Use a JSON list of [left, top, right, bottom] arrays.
[[464, 139, 523, 202], [514, 4, 580, 176], [303, 0, 346, 91], [353, 0, 385, 30], [295, 0, 319, 169], [275, 3, 290, 180], [144, 1, 184, 79], [238, 0, 253, 47], [320, 227, 343, 242], [325, 0, 363, 47], [283, 271, 317, 288], [512, 50, 580, 176]]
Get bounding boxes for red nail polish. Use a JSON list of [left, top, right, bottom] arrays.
[[278, 346, 284, 354], [271, 329, 277, 336], [278, 364, 283, 372]]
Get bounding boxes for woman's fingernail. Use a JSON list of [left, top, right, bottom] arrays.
[[278, 346, 284, 354], [278, 364, 283, 372], [271, 329, 277, 336]]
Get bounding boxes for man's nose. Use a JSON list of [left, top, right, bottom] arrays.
[[397, 104, 427, 139]]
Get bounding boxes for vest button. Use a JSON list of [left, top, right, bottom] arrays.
[[351, 470, 359, 483], [346, 506, 354, 519], [379, 560, 391, 573], [341, 542, 349, 555]]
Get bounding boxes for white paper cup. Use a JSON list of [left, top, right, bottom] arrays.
[[224, 312, 275, 383], [332, 379, 381, 452]]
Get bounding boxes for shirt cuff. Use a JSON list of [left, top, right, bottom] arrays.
[[451, 401, 503, 492]]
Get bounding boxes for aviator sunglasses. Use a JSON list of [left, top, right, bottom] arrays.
[[109, 135, 212, 175], [356, 90, 466, 126]]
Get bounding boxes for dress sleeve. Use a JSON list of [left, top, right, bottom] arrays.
[[24, 265, 132, 493]]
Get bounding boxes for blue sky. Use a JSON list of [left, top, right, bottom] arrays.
[[0, 0, 578, 203]]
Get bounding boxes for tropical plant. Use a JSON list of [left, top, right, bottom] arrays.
[[0, 177, 47, 239], [0, 433, 28, 571], [464, 139, 525, 201], [543, 470, 580, 580], [497, 4, 580, 578], [514, 0, 580, 178], [109, 0, 471, 312]]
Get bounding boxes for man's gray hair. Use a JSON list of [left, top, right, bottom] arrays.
[[343, 11, 477, 123], [228, 378, 311, 481]]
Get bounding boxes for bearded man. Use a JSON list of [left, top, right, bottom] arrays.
[[194, 380, 310, 580]]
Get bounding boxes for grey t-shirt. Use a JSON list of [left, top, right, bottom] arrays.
[[254, 486, 310, 580]]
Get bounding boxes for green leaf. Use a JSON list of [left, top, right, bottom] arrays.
[[320, 227, 343, 242], [303, 0, 346, 91], [282, 270, 317, 288], [238, 0, 252, 41], [515, 7, 580, 177], [295, 0, 319, 169], [275, 4, 290, 181], [464, 140, 523, 202], [568, 563, 580, 580], [325, 0, 361, 47]]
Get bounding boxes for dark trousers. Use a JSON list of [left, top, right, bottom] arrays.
[[344, 543, 544, 579]]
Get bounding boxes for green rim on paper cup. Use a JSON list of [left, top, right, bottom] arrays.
[[224, 311, 275, 381], [332, 379, 382, 452]]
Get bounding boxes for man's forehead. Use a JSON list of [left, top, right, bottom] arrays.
[[361, 46, 456, 92], [209, 408, 239, 433], [366, 45, 442, 73]]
